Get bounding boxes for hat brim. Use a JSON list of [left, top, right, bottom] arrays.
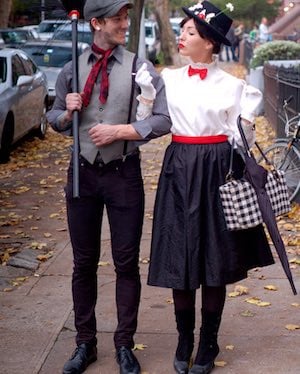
[[182, 7, 231, 46]]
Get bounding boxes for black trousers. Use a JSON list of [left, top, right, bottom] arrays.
[[65, 153, 144, 349]]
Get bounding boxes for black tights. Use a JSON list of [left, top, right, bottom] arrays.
[[173, 285, 226, 314]]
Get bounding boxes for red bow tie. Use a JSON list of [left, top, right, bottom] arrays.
[[188, 66, 208, 80]]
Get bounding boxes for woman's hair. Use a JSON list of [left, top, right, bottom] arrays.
[[180, 17, 222, 54]]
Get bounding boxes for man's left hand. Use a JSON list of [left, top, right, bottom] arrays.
[[89, 124, 119, 146]]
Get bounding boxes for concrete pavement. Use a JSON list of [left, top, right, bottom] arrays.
[[1, 134, 299, 374]]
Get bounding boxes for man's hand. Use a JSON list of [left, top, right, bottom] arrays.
[[89, 123, 142, 146], [89, 124, 120, 146], [65, 92, 83, 122]]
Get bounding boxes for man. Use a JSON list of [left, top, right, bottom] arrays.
[[46, 1, 171, 373], [259, 17, 270, 43]]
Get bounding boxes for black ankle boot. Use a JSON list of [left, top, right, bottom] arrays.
[[190, 310, 222, 374], [174, 309, 195, 374]]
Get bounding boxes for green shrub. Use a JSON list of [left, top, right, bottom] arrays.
[[250, 41, 300, 69]]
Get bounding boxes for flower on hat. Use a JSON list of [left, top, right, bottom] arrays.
[[188, 2, 234, 24]]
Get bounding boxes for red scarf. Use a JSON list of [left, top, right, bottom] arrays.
[[81, 43, 113, 107]]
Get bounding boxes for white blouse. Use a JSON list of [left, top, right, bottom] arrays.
[[161, 59, 262, 148]]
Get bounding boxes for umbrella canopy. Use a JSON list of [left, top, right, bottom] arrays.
[[238, 117, 297, 295]]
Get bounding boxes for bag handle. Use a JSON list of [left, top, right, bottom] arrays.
[[237, 115, 276, 169]]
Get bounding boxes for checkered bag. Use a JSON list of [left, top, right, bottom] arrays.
[[219, 170, 291, 231], [219, 116, 291, 231]]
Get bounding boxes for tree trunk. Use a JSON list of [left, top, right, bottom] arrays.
[[152, 0, 180, 66], [0, 0, 12, 28], [128, 0, 144, 53]]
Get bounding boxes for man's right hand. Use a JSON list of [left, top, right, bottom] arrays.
[[65, 92, 83, 122]]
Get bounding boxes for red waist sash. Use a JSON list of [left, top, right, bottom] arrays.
[[172, 134, 228, 144]]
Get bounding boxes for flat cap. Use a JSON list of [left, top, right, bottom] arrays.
[[84, 0, 133, 22]]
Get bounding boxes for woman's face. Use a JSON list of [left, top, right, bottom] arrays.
[[178, 18, 213, 62]]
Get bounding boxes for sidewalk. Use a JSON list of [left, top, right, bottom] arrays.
[[1, 134, 299, 374]]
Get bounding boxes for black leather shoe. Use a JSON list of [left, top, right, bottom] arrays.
[[62, 343, 97, 374], [116, 346, 141, 374], [188, 361, 214, 374], [174, 356, 189, 373]]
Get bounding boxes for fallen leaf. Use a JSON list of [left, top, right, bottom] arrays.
[[226, 345, 234, 350], [215, 360, 227, 367], [43, 232, 52, 238], [133, 344, 147, 351], [98, 261, 110, 266], [166, 298, 174, 304], [285, 324, 300, 331], [240, 310, 255, 317], [264, 285, 278, 291], [291, 303, 299, 307]]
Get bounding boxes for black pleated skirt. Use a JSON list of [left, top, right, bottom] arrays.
[[147, 141, 275, 290]]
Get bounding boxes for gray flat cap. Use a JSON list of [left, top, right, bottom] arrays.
[[84, 0, 133, 21]]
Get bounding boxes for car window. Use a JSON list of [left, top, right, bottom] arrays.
[[19, 53, 37, 75], [38, 22, 62, 33], [1, 31, 25, 44], [11, 55, 26, 86], [55, 30, 93, 44], [0, 57, 7, 83], [21, 46, 72, 68]]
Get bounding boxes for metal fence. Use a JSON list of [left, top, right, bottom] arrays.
[[263, 63, 300, 137]]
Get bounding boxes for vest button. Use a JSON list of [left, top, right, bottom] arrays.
[[99, 107, 104, 112], [99, 120, 103, 123]]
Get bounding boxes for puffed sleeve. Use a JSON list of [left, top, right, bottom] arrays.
[[227, 80, 262, 149], [240, 83, 263, 123]]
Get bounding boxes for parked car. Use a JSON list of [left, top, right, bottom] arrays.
[[37, 19, 70, 41], [0, 48, 48, 163], [0, 28, 37, 47], [144, 19, 161, 64], [170, 17, 183, 43], [53, 21, 93, 44], [18, 25, 40, 40], [21, 40, 89, 104]]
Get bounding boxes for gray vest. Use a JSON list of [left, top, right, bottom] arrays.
[[78, 48, 137, 164]]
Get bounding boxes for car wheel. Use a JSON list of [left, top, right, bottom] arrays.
[[0, 114, 14, 164], [36, 102, 48, 139]]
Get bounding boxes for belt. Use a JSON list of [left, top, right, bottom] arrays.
[[172, 135, 228, 144], [80, 149, 139, 168]]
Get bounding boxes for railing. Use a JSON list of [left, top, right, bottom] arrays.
[[264, 63, 300, 137]]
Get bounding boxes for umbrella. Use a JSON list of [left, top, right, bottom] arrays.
[[237, 116, 297, 295], [60, 0, 86, 198]]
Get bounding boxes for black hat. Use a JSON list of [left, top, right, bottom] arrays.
[[182, 1, 233, 45]]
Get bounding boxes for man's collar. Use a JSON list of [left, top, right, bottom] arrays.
[[87, 45, 125, 64]]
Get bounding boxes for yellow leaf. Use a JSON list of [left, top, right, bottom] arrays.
[[264, 285, 278, 291], [133, 344, 147, 351], [36, 251, 53, 261], [98, 261, 110, 266], [166, 298, 174, 304], [49, 213, 60, 218], [257, 301, 271, 307], [245, 297, 260, 305], [215, 360, 227, 367], [291, 303, 300, 307], [228, 291, 240, 298], [43, 232, 52, 238], [226, 345, 234, 350], [285, 324, 300, 331], [240, 310, 255, 317], [289, 258, 300, 265]]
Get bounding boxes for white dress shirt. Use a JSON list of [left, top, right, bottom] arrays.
[[161, 59, 262, 148]]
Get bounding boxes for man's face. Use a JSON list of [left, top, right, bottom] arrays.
[[97, 6, 130, 47]]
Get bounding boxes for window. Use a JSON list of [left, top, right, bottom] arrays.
[[0, 57, 7, 83], [11, 55, 26, 86]]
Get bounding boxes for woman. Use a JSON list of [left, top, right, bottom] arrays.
[[147, 2, 275, 374]]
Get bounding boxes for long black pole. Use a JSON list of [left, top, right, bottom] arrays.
[[70, 10, 80, 198]]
